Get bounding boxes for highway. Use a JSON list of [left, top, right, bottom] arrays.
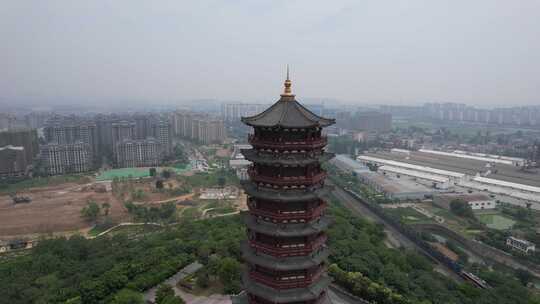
[[329, 182, 463, 282]]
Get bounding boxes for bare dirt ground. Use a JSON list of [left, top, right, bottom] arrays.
[[0, 182, 129, 238], [215, 148, 231, 158]]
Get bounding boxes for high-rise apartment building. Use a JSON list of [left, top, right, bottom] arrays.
[[336, 111, 392, 133], [44, 117, 99, 163], [0, 145, 28, 178], [23, 112, 51, 129], [154, 121, 172, 156], [422, 103, 540, 126], [0, 129, 39, 164], [40, 142, 92, 175], [221, 103, 271, 122], [173, 111, 227, 144], [115, 138, 161, 168]]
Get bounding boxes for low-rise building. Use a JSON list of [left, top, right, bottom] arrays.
[[356, 170, 436, 200], [468, 200, 496, 210], [506, 236, 536, 254], [229, 144, 252, 180], [433, 194, 491, 210]]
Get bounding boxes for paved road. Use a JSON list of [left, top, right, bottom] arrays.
[[329, 183, 463, 282], [142, 262, 232, 304], [328, 285, 368, 304]]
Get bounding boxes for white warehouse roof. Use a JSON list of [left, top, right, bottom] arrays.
[[472, 176, 540, 194], [357, 155, 465, 178], [379, 165, 449, 183], [454, 150, 524, 163], [458, 180, 540, 204], [419, 149, 515, 165]]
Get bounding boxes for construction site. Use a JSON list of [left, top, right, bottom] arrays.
[[0, 181, 128, 239]]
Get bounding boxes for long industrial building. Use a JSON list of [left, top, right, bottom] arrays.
[[357, 149, 540, 206]]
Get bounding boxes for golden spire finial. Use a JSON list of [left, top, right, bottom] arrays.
[[281, 64, 294, 99]]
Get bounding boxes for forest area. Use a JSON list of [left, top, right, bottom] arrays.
[[0, 200, 538, 304]]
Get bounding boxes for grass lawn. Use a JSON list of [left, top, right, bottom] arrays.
[[421, 204, 472, 234], [477, 213, 515, 230], [96, 168, 150, 181], [386, 207, 433, 224], [89, 223, 162, 237], [96, 165, 192, 181]]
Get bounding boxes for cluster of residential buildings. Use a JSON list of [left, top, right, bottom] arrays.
[[221, 103, 271, 123], [0, 107, 236, 178], [0, 113, 174, 177], [172, 111, 226, 144], [381, 103, 540, 127], [0, 129, 39, 178], [335, 111, 392, 133], [41, 114, 172, 175]]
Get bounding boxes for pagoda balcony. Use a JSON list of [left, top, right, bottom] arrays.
[[249, 267, 325, 290], [248, 135, 327, 150], [249, 235, 327, 257], [248, 169, 326, 186], [247, 202, 326, 222]]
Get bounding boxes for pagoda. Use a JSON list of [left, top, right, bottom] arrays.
[[237, 68, 335, 304]]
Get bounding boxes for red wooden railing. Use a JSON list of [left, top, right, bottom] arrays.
[[248, 169, 327, 186], [248, 135, 327, 149], [248, 202, 326, 222], [249, 235, 327, 257], [249, 267, 325, 289]]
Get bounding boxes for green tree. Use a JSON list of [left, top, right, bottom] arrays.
[[217, 176, 226, 188], [111, 289, 144, 304], [149, 168, 157, 177], [515, 269, 533, 286], [102, 202, 111, 216], [196, 270, 210, 288], [156, 284, 174, 304], [81, 201, 101, 222], [450, 199, 475, 219], [162, 170, 172, 179], [217, 257, 241, 294]]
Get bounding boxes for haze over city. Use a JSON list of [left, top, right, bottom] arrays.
[[2, 0, 540, 107]]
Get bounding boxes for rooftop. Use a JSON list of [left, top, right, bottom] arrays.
[[241, 72, 334, 128], [362, 151, 540, 187]]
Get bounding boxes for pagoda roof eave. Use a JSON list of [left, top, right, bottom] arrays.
[[243, 271, 331, 303], [241, 98, 335, 128], [242, 181, 332, 202], [243, 212, 332, 236], [242, 241, 330, 271], [241, 149, 334, 166]]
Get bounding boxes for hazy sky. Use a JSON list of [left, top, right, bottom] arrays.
[[1, 1, 539, 107]]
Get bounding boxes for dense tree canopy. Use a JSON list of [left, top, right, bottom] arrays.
[[327, 200, 540, 304], [0, 217, 244, 304], [1, 199, 539, 304]]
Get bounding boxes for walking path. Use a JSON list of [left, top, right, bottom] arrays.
[[142, 262, 233, 304]]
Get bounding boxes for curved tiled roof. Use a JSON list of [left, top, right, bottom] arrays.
[[242, 241, 330, 271], [243, 212, 331, 237], [242, 149, 334, 166], [241, 181, 332, 202], [242, 271, 331, 303], [241, 98, 335, 128]]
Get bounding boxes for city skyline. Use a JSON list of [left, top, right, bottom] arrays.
[[2, 1, 540, 107]]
